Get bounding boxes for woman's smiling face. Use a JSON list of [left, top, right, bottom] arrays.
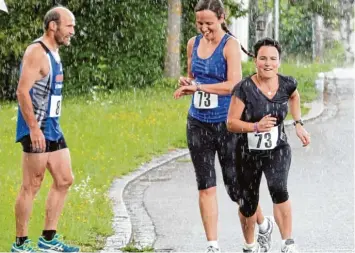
[[195, 10, 224, 41]]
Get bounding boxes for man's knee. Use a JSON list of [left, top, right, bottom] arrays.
[[22, 173, 45, 196], [55, 174, 74, 190]]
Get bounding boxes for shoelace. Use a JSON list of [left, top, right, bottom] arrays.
[[283, 243, 297, 253], [53, 234, 79, 252], [52, 234, 71, 249], [206, 246, 219, 253], [257, 232, 269, 245], [243, 244, 259, 253], [54, 234, 63, 240], [23, 240, 37, 252], [257, 222, 271, 246]]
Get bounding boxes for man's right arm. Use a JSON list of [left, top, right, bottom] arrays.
[[16, 45, 43, 130], [16, 45, 47, 151]]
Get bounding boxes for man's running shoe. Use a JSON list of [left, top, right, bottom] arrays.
[[38, 234, 79, 252]]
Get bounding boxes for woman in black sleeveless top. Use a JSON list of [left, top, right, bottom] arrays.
[[227, 37, 311, 253]]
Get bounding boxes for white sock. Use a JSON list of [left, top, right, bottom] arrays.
[[258, 217, 269, 232], [207, 240, 219, 249], [281, 239, 287, 247], [244, 241, 256, 249]]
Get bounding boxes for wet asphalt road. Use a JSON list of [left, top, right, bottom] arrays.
[[124, 73, 354, 252]]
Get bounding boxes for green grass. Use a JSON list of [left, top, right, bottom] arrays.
[[121, 240, 155, 252], [0, 62, 333, 251], [0, 87, 189, 252]]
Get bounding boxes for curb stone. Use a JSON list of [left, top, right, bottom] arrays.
[[102, 149, 189, 252], [102, 71, 333, 252]]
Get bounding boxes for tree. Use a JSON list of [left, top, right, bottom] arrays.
[[283, 0, 354, 62], [338, 0, 354, 64], [288, 0, 340, 20], [164, 0, 181, 78], [0, 0, 168, 100]]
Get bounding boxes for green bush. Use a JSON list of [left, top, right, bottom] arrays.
[[323, 40, 347, 66], [152, 77, 178, 89], [0, 0, 168, 100]]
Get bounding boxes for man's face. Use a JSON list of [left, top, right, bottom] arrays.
[[54, 13, 75, 46]]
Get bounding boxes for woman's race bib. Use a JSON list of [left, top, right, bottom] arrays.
[[193, 91, 218, 109], [247, 125, 279, 150]]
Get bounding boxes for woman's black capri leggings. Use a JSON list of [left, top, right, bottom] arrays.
[[186, 115, 239, 201], [235, 144, 292, 217]]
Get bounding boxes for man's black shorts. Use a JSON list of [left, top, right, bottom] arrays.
[[19, 135, 68, 153]]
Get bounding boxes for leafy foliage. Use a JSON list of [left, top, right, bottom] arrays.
[[279, 0, 313, 60], [0, 0, 168, 100], [289, 0, 343, 20], [279, 0, 353, 61]]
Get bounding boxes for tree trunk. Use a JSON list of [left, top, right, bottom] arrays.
[[312, 14, 324, 62], [339, 0, 354, 65], [248, 0, 259, 49], [164, 0, 181, 78]]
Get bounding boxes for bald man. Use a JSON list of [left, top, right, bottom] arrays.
[[12, 6, 79, 252]]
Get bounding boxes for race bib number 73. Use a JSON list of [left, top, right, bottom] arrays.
[[247, 126, 279, 150], [193, 91, 218, 109], [49, 95, 62, 118]]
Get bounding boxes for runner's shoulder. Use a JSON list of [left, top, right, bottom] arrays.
[[232, 75, 253, 94], [225, 36, 240, 47], [278, 74, 297, 86], [23, 43, 47, 64], [187, 36, 197, 47], [278, 74, 298, 92]]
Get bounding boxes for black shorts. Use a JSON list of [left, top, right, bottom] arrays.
[[19, 135, 68, 153], [187, 115, 239, 198]]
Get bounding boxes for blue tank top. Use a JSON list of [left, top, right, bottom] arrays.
[[16, 40, 64, 142], [189, 33, 231, 123]]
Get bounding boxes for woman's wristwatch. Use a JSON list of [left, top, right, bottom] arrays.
[[293, 119, 304, 126], [191, 80, 201, 91]]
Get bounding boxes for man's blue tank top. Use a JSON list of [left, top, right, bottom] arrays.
[[16, 40, 64, 142], [189, 33, 231, 123]]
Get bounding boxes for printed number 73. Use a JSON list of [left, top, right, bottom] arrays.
[[256, 133, 272, 148], [197, 91, 211, 107]]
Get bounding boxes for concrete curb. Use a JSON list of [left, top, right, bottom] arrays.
[[102, 149, 189, 252], [102, 71, 332, 252]]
